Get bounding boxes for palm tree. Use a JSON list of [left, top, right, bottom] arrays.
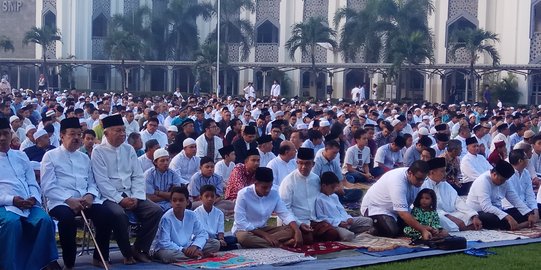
[[104, 30, 144, 91], [109, 6, 152, 56], [449, 28, 500, 102], [285, 16, 338, 97], [165, 0, 213, 61], [0, 36, 14, 52], [333, 1, 384, 63], [207, 0, 255, 95], [23, 26, 62, 79]]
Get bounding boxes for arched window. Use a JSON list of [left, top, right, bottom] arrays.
[[535, 3, 541, 33], [256, 20, 279, 44], [43, 11, 56, 29], [92, 14, 108, 38]]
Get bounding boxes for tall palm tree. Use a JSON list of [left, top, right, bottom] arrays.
[[110, 6, 152, 58], [165, 0, 213, 61], [333, 1, 384, 63], [449, 28, 500, 102], [286, 16, 338, 98], [104, 30, 144, 91], [286, 16, 338, 69], [0, 36, 14, 52], [23, 26, 62, 78], [205, 0, 254, 96]]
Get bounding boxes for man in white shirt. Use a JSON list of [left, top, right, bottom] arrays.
[[351, 84, 360, 104], [359, 82, 366, 102], [0, 118, 59, 270], [421, 157, 482, 232], [195, 118, 223, 163], [243, 82, 256, 100], [466, 160, 536, 230], [140, 118, 167, 150], [163, 108, 177, 128], [139, 139, 160, 173], [360, 160, 433, 239], [41, 117, 115, 268], [279, 148, 340, 244], [491, 123, 510, 154], [504, 150, 539, 223], [124, 110, 140, 136], [233, 167, 302, 248], [270, 80, 281, 98], [91, 114, 163, 264], [257, 135, 276, 167], [267, 141, 297, 190], [459, 137, 493, 195], [170, 138, 200, 185]]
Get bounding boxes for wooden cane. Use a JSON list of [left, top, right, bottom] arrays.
[[81, 211, 109, 270]]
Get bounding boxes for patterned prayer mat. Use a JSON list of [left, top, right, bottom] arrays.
[[338, 233, 413, 252], [172, 253, 257, 269], [450, 229, 522, 242], [505, 225, 541, 239], [282, 241, 356, 256], [227, 248, 316, 266]]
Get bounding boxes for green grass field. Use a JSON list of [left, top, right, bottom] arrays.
[[348, 243, 541, 270]]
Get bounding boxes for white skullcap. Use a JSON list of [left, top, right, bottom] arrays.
[[168, 107, 176, 112], [337, 111, 345, 118], [9, 116, 19, 123], [422, 115, 430, 120], [296, 123, 308, 130], [45, 110, 55, 117], [153, 148, 169, 161], [418, 127, 429, 136], [99, 114, 108, 120], [33, 129, 48, 140], [167, 126, 178, 132], [25, 125, 36, 134], [274, 111, 284, 117], [391, 119, 401, 127], [183, 138, 196, 148], [320, 120, 331, 127]]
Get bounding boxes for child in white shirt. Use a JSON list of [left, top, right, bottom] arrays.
[[151, 186, 220, 263], [194, 185, 238, 251], [315, 172, 373, 241], [215, 145, 236, 185]]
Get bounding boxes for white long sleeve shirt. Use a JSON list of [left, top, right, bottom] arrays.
[[266, 156, 296, 190], [0, 150, 42, 217], [315, 193, 352, 227], [460, 152, 493, 184], [279, 170, 321, 225], [214, 160, 234, 184], [169, 150, 199, 184], [422, 178, 478, 231], [41, 146, 102, 210], [232, 184, 296, 234], [151, 209, 208, 252], [140, 129, 168, 150], [466, 171, 532, 220], [91, 140, 146, 203], [124, 118, 140, 136], [360, 168, 419, 220], [258, 149, 276, 168], [502, 169, 537, 211], [194, 205, 224, 239]]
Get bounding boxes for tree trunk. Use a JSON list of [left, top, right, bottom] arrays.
[[470, 62, 476, 102], [42, 46, 48, 89]]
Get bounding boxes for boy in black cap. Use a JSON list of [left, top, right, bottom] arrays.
[[233, 167, 303, 248], [466, 160, 536, 230], [257, 135, 276, 167]]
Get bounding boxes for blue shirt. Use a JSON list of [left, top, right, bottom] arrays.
[[151, 209, 208, 252], [188, 172, 224, 197], [145, 167, 183, 210]]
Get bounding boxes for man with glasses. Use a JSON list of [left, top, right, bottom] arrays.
[[195, 118, 223, 163], [360, 160, 432, 239], [279, 148, 340, 244], [140, 117, 167, 149], [270, 121, 284, 156]]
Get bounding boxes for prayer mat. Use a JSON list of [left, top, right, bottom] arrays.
[[339, 233, 413, 252], [281, 241, 356, 256], [505, 225, 541, 239], [172, 253, 257, 269], [357, 246, 431, 257], [227, 248, 316, 266], [450, 229, 521, 242]]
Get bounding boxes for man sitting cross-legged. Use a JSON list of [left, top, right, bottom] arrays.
[[279, 147, 340, 244], [233, 167, 303, 248]]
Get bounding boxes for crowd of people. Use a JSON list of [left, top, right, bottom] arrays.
[[1, 85, 540, 269]]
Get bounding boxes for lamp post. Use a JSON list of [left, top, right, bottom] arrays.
[[216, 0, 221, 97]]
